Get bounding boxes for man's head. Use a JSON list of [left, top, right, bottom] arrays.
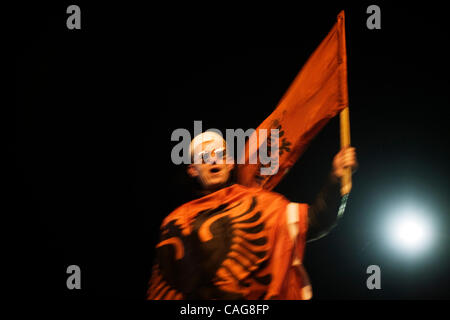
[[187, 131, 234, 192]]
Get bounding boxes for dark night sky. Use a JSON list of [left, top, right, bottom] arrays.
[[16, 2, 449, 300]]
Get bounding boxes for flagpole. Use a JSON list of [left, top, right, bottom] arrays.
[[337, 10, 352, 196], [340, 107, 352, 195]]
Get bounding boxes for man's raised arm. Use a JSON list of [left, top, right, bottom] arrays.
[[307, 147, 357, 242]]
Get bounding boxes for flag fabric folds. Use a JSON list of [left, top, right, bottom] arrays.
[[147, 184, 310, 300], [236, 11, 349, 190]]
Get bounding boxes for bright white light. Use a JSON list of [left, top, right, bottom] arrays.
[[384, 204, 434, 256], [392, 215, 430, 251]]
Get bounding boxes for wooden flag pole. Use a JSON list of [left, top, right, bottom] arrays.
[[340, 106, 352, 195], [337, 11, 352, 196]]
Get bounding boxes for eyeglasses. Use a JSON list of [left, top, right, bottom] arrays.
[[195, 147, 226, 164]]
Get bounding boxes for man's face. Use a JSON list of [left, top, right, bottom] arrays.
[[188, 140, 234, 191]]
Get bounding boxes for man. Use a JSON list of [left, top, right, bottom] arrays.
[[147, 131, 357, 300]]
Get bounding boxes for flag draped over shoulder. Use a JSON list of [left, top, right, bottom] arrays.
[[147, 184, 310, 300], [236, 11, 349, 190]]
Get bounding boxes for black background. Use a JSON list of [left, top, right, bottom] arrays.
[[16, 1, 449, 300]]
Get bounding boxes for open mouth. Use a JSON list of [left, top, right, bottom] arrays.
[[210, 167, 221, 174]]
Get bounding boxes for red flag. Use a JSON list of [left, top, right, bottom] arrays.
[[236, 11, 349, 190]]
